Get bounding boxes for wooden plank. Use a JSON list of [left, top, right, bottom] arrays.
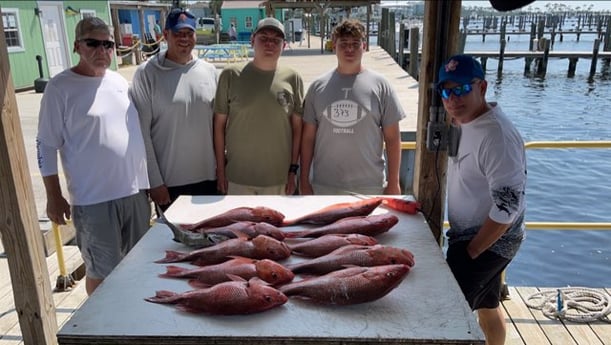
[[503, 287, 552, 344], [558, 288, 608, 345], [0, 18, 58, 345], [501, 294, 527, 345], [515, 287, 577, 344], [589, 288, 611, 345], [0, 246, 82, 338]]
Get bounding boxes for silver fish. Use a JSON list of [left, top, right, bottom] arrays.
[[156, 204, 230, 248]]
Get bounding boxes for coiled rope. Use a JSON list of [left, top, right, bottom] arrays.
[[525, 287, 611, 323]]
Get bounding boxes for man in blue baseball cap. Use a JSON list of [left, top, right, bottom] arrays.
[[439, 54, 527, 345], [130, 8, 220, 212]]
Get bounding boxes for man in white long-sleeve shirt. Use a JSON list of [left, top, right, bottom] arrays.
[[37, 17, 151, 295], [438, 54, 527, 345]]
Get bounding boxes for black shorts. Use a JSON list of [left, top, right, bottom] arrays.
[[446, 241, 511, 310], [157, 180, 219, 212]]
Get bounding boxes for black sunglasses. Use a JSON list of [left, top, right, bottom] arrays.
[[81, 38, 115, 49], [168, 8, 195, 19]]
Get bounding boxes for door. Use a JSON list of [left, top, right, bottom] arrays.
[[37, 2, 70, 77]]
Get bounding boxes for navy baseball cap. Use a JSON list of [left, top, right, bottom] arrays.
[[437, 54, 485, 87], [165, 9, 196, 32]]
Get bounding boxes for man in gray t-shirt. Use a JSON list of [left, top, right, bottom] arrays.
[[300, 19, 406, 195]]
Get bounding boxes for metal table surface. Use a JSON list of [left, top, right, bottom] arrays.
[[57, 195, 484, 345]]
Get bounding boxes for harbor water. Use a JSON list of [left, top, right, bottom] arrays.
[[377, 30, 611, 287]]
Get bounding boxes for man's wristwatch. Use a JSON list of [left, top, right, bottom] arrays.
[[289, 164, 299, 174]]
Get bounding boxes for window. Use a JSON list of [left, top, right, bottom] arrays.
[[230, 16, 237, 26], [80, 9, 96, 19], [245, 16, 253, 29], [2, 9, 24, 52]]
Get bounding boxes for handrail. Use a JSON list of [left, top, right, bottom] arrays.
[[442, 221, 611, 230], [401, 140, 611, 231], [400, 140, 611, 150]]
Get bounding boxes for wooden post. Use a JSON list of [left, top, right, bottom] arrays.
[[389, 12, 396, 60], [536, 38, 550, 76], [133, 37, 142, 65], [413, 0, 461, 243], [589, 38, 601, 79], [366, 3, 371, 52], [398, 23, 405, 68], [0, 18, 58, 345], [524, 57, 533, 75], [380, 8, 388, 53], [604, 15, 611, 52], [529, 21, 536, 51], [567, 57, 578, 78], [409, 26, 419, 79], [111, 8, 121, 45], [498, 39, 506, 76], [481, 56, 488, 71], [458, 31, 467, 53]]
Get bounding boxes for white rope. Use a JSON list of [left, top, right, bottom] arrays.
[[525, 287, 611, 323]]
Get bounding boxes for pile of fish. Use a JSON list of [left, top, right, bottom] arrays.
[[146, 197, 420, 315]]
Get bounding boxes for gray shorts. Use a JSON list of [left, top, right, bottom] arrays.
[[73, 191, 151, 280]]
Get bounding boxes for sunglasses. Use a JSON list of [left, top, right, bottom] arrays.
[[168, 8, 195, 19], [438, 81, 478, 100], [80, 38, 115, 49]]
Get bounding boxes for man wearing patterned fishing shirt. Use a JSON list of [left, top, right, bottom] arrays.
[[438, 54, 527, 345]]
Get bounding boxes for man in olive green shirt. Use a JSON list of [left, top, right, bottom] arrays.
[[214, 17, 304, 195]]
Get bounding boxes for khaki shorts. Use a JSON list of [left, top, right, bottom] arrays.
[[73, 191, 151, 280]]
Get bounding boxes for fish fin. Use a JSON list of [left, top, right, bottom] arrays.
[[283, 230, 309, 238], [187, 279, 212, 289], [281, 219, 298, 227], [226, 274, 247, 282], [154, 250, 187, 263], [158, 265, 187, 278], [144, 290, 177, 303], [175, 304, 202, 313]]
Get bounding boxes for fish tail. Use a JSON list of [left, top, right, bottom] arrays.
[[144, 290, 178, 304], [154, 250, 187, 263], [159, 265, 188, 278]]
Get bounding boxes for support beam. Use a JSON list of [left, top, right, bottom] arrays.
[[413, 0, 462, 243], [0, 17, 58, 345]]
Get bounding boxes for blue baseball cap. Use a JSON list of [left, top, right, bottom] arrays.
[[165, 9, 196, 32], [437, 54, 485, 87]]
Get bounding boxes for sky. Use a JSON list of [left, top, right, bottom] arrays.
[[382, 1, 611, 11]]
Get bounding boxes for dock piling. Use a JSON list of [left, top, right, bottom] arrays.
[[589, 39, 601, 79]]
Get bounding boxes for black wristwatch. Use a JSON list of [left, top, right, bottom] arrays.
[[289, 164, 299, 174]]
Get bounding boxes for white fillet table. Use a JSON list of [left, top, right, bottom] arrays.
[[57, 195, 485, 345]]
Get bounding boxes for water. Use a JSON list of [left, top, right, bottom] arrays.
[[378, 29, 611, 287]]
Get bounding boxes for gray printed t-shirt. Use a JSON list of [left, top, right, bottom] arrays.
[[303, 69, 405, 193]]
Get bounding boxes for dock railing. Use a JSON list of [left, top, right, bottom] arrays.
[[400, 140, 611, 231]]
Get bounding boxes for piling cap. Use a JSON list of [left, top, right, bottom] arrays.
[[437, 54, 485, 88], [254, 17, 285, 39]]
